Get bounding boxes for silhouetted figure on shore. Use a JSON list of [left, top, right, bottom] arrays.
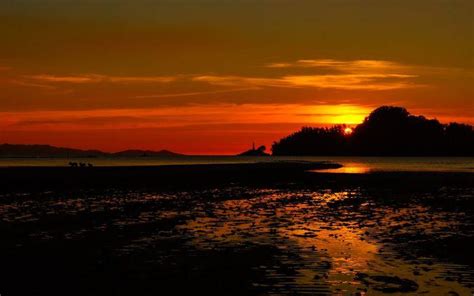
[[272, 106, 474, 156]]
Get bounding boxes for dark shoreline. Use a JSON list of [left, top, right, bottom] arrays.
[[0, 161, 340, 192], [1, 161, 473, 193]]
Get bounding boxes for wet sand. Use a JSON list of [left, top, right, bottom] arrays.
[[0, 162, 473, 295], [0, 161, 341, 192]]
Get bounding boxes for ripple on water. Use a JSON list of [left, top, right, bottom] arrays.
[[178, 189, 474, 295]]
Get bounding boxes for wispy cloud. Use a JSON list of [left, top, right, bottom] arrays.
[[27, 74, 178, 84], [282, 74, 418, 90], [266, 59, 410, 73], [8, 79, 58, 90], [134, 87, 260, 98], [12, 59, 428, 92], [192, 75, 296, 88], [191, 59, 424, 90], [193, 73, 420, 90]]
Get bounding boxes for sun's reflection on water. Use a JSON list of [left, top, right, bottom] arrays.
[[179, 190, 378, 294], [178, 189, 474, 295], [315, 162, 371, 174]]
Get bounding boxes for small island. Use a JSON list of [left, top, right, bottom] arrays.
[[238, 143, 270, 156]]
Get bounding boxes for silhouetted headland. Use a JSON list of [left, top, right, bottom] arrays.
[[238, 143, 270, 156], [272, 106, 474, 156]]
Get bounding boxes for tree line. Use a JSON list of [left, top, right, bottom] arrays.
[[272, 106, 474, 156]]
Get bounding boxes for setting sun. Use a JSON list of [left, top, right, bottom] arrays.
[[344, 127, 354, 135]]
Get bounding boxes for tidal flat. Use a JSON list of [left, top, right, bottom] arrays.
[[0, 164, 473, 295]]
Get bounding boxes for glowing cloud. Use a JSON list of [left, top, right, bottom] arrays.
[[193, 74, 419, 90], [134, 87, 260, 99], [192, 59, 423, 90], [266, 59, 410, 73], [27, 74, 178, 84]]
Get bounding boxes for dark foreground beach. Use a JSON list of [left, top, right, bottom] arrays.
[[1, 162, 473, 295]]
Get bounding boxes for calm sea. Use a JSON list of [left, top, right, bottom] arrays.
[[0, 156, 473, 173]]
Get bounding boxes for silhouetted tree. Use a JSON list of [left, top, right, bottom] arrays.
[[351, 106, 445, 155], [272, 125, 349, 155], [444, 122, 474, 155], [272, 106, 474, 156]]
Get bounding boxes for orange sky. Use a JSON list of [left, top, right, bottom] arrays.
[[0, 1, 473, 154]]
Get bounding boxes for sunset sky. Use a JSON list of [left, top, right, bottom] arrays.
[[1, 0, 473, 154]]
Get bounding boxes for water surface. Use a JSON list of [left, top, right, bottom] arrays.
[[1, 183, 473, 295], [1, 156, 473, 173]]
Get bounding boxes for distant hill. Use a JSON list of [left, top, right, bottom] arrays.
[[272, 106, 474, 156], [112, 149, 183, 157], [0, 144, 106, 158], [0, 144, 183, 158]]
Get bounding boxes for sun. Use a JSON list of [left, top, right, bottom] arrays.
[[344, 127, 353, 135]]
